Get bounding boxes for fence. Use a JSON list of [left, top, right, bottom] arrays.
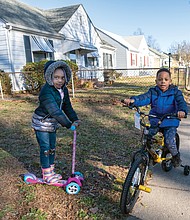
[[77, 67, 190, 90], [0, 67, 190, 99]]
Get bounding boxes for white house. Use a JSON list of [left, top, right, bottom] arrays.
[[0, 0, 171, 91], [0, 0, 111, 90], [97, 28, 139, 76], [96, 29, 168, 77]]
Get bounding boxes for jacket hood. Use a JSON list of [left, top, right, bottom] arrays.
[[44, 60, 72, 86]]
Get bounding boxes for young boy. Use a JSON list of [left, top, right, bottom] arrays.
[[123, 68, 188, 167], [32, 60, 80, 183]]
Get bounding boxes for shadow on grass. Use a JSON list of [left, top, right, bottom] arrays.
[[2, 91, 188, 219], [0, 97, 140, 219]]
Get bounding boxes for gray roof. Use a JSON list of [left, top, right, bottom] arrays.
[[0, 0, 80, 34], [44, 5, 80, 32]]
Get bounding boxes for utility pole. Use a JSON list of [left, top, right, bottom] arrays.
[[168, 53, 171, 70]]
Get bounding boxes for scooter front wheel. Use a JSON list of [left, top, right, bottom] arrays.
[[66, 182, 80, 194], [74, 171, 84, 178]]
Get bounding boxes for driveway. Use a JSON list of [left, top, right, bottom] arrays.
[[125, 105, 190, 220]]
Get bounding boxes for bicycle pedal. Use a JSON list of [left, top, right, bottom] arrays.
[[139, 185, 152, 193], [114, 178, 124, 184]]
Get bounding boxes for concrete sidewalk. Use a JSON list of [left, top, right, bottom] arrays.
[[126, 105, 190, 220]]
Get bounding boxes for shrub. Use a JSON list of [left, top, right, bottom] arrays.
[[22, 60, 47, 93], [64, 60, 80, 89], [0, 70, 12, 95], [22, 60, 79, 94]]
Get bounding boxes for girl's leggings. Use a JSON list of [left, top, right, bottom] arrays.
[[35, 130, 56, 168]]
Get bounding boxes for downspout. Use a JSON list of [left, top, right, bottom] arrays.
[[5, 24, 14, 72]]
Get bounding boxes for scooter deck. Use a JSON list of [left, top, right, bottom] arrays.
[[25, 177, 67, 187]]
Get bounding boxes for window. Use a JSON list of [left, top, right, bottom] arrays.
[[69, 52, 77, 63], [130, 53, 136, 66], [139, 57, 143, 67], [23, 35, 55, 62], [23, 35, 32, 62], [103, 53, 113, 68], [33, 52, 47, 62]]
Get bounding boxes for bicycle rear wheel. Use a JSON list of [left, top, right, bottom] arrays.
[[161, 133, 180, 172], [120, 157, 147, 214]]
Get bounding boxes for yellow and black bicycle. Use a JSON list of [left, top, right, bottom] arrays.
[[120, 103, 189, 214]]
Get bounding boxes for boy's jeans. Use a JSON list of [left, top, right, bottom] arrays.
[[35, 131, 56, 168], [148, 126, 178, 156]]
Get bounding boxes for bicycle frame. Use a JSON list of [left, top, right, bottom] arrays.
[[133, 107, 178, 165], [120, 103, 189, 214]]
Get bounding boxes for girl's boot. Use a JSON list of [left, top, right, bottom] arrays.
[[42, 167, 60, 183], [50, 164, 62, 180]]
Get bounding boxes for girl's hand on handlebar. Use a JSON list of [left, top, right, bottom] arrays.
[[72, 120, 81, 127], [177, 111, 186, 119], [70, 120, 81, 131]]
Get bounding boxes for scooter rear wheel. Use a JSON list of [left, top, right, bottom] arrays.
[[24, 173, 37, 184]]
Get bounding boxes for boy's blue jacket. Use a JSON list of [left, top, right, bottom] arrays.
[[131, 85, 188, 128]]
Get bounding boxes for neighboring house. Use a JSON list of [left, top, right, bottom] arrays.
[[0, 0, 107, 90], [97, 28, 139, 76], [97, 29, 157, 77], [96, 29, 169, 77], [124, 35, 150, 67]]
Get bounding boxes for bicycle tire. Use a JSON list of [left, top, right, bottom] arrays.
[[161, 133, 180, 172], [120, 157, 147, 214]]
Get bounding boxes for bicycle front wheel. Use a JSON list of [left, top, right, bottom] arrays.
[[120, 157, 147, 214]]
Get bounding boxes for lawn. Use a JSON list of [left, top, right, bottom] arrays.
[[0, 82, 189, 220]]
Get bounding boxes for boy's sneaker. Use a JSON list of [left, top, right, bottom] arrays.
[[172, 152, 182, 168]]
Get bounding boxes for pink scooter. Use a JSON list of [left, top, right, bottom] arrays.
[[23, 130, 84, 194]]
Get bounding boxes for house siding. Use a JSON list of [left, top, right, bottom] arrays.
[[0, 22, 11, 72], [97, 30, 128, 70], [60, 6, 100, 49], [10, 31, 27, 72]]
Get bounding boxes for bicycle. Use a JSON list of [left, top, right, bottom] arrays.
[[120, 104, 189, 214]]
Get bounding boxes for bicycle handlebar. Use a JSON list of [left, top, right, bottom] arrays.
[[120, 99, 186, 127]]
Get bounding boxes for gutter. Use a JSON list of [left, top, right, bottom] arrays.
[[3, 23, 65, 40]]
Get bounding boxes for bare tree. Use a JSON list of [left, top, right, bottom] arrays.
[[147, 35, 161, 52], [133, 28, 161, 51], [133, 28, 144, 35], [169, 40, 190, 66]]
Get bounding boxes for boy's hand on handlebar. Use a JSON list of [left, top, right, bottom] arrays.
[[122, 98, 135, 106], [177, 111, 186, 119]]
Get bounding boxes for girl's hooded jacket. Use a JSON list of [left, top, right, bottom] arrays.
[[32, 61, 78, 132], [131, 85, 188, 128]]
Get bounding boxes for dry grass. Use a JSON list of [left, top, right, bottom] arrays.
[[0, 83, 189, 220]]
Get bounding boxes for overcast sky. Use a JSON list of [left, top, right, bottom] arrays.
[[19, 0, 190, 52]]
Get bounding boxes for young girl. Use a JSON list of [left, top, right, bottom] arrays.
[[32, 60, 80, 183], [123, 68, 188, 167]]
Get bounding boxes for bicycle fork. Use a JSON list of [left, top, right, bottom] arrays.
[[138, 164, 152, 193]]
